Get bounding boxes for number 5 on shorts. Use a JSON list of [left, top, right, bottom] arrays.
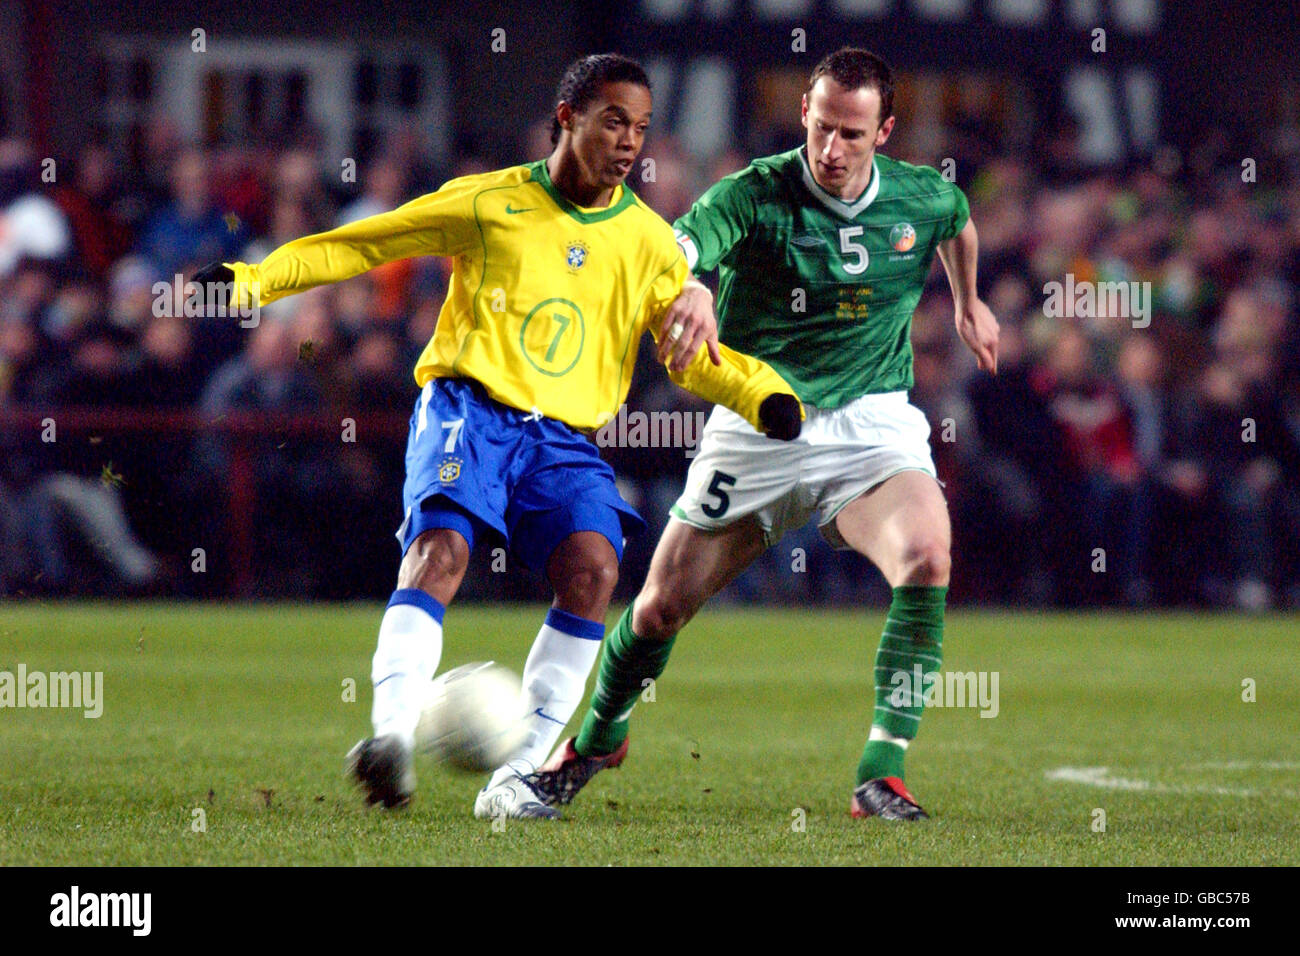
[[701, 470, 737, 519]]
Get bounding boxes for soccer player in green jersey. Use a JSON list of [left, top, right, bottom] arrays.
[[528, 47, 1000, 820]]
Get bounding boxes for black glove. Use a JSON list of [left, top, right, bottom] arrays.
[[189, 262, 235, 312], [758, 393, 802, 441]]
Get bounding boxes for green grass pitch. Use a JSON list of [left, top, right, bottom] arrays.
[[1, 602, 1297, 866]]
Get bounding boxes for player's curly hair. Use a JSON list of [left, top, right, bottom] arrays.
[[808, 47, 895, 122], [551, 53, 652, 146]]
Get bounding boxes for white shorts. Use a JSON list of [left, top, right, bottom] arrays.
[[670, 391, 940, 549]]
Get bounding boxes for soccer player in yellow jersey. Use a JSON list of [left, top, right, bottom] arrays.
[[190, 54, 802, 818]]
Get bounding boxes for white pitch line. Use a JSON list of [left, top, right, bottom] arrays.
[[1183, 761, 1300, 771], [1044, 765, 1300, 798]]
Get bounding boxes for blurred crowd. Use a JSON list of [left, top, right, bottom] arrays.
[[1, 110, 1298, 609]]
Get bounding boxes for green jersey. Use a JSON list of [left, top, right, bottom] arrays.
[[673, 148, 969, 408]]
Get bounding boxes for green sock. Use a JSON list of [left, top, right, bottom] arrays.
[[857, 584, 947, 785], [575, 604, 677, 756]]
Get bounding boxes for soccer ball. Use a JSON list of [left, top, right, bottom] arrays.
[[415, 662, 528, 772]]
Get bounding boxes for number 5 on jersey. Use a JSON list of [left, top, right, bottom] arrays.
[[839, 226, 869, 275]]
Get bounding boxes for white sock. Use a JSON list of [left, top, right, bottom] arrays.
[[490, 608, 604, 785], [371, 589, 445, 750]]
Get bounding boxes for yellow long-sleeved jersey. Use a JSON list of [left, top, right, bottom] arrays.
[[225, 159, 798, 432]]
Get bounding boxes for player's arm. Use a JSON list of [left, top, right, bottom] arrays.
[[191, 179, 480, 311], [653, 170, 761, 372], [672, 168, 758, 276], [647, 259, 802, 440], [935, 195, 999, 375], [655, 277, 721, 372]]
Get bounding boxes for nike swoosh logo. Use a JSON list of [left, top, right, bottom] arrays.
[[532, 708, 565, 726], [506, 204, 536, 214]]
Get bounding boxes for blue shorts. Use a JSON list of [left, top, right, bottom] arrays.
[[394, 378, 644, 571]]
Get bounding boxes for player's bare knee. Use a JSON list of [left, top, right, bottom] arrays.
[[553, 555, 619, 612], [632, 587, 690, 640], [897, 540, 951, 586], [399, 529, 470, 591]]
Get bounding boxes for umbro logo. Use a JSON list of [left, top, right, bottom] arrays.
[[791, 234, 826, 248], [506, 204, 536, 214]]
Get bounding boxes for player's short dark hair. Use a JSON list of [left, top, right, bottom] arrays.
[[551, 53, 652, 145], [808, 47, 894, 123]]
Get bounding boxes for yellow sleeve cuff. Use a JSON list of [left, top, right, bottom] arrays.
[[667, 341, 803, 434], [224, 262, 264, 311]]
